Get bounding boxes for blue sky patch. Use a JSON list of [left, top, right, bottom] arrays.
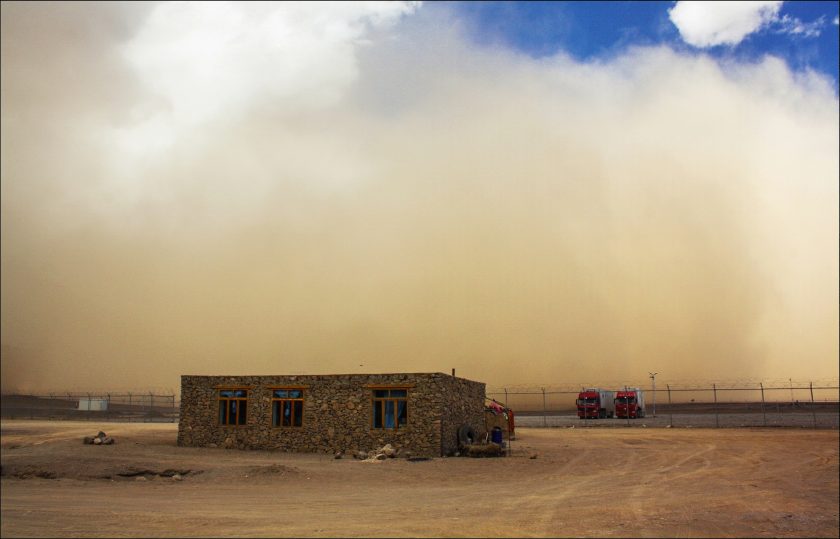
[[450, 1, 839, 86]]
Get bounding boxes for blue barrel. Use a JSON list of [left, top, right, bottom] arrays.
[[491, 426, 503, 444]]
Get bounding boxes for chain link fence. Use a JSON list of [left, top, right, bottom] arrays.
[[3, 379, 837, 428], [0, 392, 178, 422], [488, 379, 839, 429]]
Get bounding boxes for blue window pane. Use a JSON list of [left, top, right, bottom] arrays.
[[238, 400, 247, 424], [282, 401, 292, 427], [390, 389, 407, 397], [272, 401, 280, 426], [229, 400, 237, 424], [397, 400, 407, 426], [219, 401, 227, 424], [234, 390, 248, 398], [289, 390, 302, 399], [273, 390, 288, 398], [385, 401, 395, 428], [374, 390, 388, 398], [293, 401, 303, 426], [220, 390, 234, 398]]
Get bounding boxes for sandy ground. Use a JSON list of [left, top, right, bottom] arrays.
[[1, 420, 837, 538]]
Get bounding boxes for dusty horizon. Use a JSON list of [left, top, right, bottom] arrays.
[[2, 2, 838, 395]]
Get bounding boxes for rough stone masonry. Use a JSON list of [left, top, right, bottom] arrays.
[[178, 373, 486, 457]]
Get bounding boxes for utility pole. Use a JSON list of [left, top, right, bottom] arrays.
[[649, 372, 658, 418]]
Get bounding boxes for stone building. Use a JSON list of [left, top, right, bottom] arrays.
[[178, 372, 486, 457]]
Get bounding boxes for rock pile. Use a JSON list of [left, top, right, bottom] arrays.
[[83, 431, 115, 445], [354, 443, 407, 461]]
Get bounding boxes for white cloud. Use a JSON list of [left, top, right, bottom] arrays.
[[775, 14, 825, 37], [833, 15, 839, 25], [669, 1, 782, 47], [119, 1, 418, 153], [670, 1, 830, 47]]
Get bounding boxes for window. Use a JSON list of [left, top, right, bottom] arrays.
[[272, 389, 304, 427], [372, 388, 408, 429], [218, 389, 248, 426]]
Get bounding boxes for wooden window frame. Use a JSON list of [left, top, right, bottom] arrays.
[[370, 387, 409, 430], [218, 388, 249, 426], [271, 388, 305, 428]]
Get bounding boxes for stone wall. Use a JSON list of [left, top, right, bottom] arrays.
[[178, 373, 485, 457], [439, 376, 487, 456]]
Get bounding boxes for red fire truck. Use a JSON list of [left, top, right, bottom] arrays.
[[614, 388, 646, 418], [576, 388, 615, 419]]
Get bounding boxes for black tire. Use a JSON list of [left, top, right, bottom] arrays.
[[457, 424, 476, 447]]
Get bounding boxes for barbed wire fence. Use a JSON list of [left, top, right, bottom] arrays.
[[487, 378, 840, 429], [0, 391, 178, 422], [2, 378, 838, 428]]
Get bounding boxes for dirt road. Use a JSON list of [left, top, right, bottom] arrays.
[[1, 421, 837, 537]]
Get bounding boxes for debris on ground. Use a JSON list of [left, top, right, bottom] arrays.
[[356, 443, 408, 462], [114, 467, 195, 481], [464, 442, 503, 458], [10, 466, 58, 479], [83, 431, 114, 445]]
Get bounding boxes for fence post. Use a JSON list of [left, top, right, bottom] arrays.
[[667, 384, 672, 426], [810, 381, 817, 428], [541, 388, 547, 427], [713, 384, 719, 428], [504, 388, 508, 410], [579, 386, 584, 424], [760, 383, 767, 427], [625, 385, 630, 427]]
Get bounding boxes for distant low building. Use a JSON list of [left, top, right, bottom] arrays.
[[178, 372, 486, 457], [78, 398, 108, 411]]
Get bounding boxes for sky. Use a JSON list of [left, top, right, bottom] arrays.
[[1, 1, 838, 395]]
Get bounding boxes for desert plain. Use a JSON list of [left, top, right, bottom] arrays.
[[1, 420, 837, 538]]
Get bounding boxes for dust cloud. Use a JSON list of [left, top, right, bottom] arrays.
[[1, 3, 838, 394]]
